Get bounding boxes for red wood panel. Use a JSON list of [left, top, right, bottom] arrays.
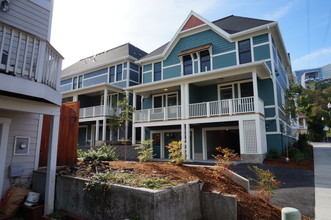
[[181, 15, 205, 31], [38, 102, 80, 167]]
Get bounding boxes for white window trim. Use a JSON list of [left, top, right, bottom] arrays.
[[217, 79, 253, 100], [152, 91, 179, 108]]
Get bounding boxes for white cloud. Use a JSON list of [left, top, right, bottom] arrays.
[[50, 0, 221, 68], [292, 47, 331, 70], [263, 0, 296, 21]]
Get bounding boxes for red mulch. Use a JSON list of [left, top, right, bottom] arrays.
[[61, 161, 312, 220], [264, 157, 314, 171]]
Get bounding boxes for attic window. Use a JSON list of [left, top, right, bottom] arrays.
[[178, 44, 211, 56]]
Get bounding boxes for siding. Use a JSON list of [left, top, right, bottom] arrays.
[[143, 64, 152, 72], [253, 34, 269, 45], [189, 84, 218, 103], [257, 78, 274, 105], [265, 108, 276, 117], [143, 97, 152, 109], [143, 72, 152, 83], [163, 65, 181, 80], [163, 29, 235, 67], [0, 0, 50, 40], [0, 110, 41, 197], [253, 44, 270, 61], [213, 52, 237, 69], [83, 75, 108, 87], [112, 81, 127, 88]]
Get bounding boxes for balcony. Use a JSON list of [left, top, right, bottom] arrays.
[[134, 97, 264, 123], [79, 105, 121, 119], [0, 23, 62, 92]]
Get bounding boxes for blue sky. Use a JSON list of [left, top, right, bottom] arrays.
[[51, 0, 331, 71]]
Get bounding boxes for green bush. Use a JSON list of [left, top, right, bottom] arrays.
[[135, 139, 154, 162], [293, 152, 305, 164], [77, 149, 85, 158], [266, 148, 279, 159], [288, 147, 301, 158], [83, 144, 118, 161]]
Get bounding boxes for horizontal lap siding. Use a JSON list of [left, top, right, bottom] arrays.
[[265, 108, 276, 117], [212, 52, 237, 69], [143, 72, 152, 83], [0, 1, 50, 40], [163, 65, 181, 80], [0, 110, 40, 196], [253, 34, 269, 45], [253, 44, 270, 61], [257, 78, 274, 106]]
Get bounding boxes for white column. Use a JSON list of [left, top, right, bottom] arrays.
[[141, 126, 145, 142], [180, 84, 185, 119], [132, 92, 137, 123], [186, 123, 191, 160], [102, 89, 108, 141], [44, 115, 60, 215], [255, 117, 263, 154], [252, 71, 259, 113], [132, 126, 136, 144], [95, 120, 99, 142], [184, 83, 189, 119], [125, 91, 129, 142], [0, 118, 11, 200], [181, 123, 186, 156], [73, 95, 78, 102], [238, 120, 245, 154]]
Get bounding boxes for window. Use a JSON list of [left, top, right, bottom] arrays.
[[200, 50, 210, 72], [219, 86, 233, 100], [240, 82, 253, 97], [167, 94, 177, 106], [73, 77, 77, 90], [183, 55, 192, 75], [78, 75, 83, 88], [116, 64, 122, 81], [109, 66, 115, 82], [153, 96, 163, 108], [154, 62, 161, 81], [238, 39, 251, 64]]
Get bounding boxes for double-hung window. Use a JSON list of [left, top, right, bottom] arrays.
[[109, 66, 115, 82], [200, 50, 210, 72], [116, 64, 122, 81], [78, 75, 83, 88], [73, 77, 77, 90], [238, 39, 251, 64], [183, 55, 192, 75], [154, 62, 161, 81]]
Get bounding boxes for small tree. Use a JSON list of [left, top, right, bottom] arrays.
[[212, 147, 239, 178], [249, 165, 280, 202], [135, 139, 154, 162], [166, 140, 185, 165], [108, 95, 134, 144]]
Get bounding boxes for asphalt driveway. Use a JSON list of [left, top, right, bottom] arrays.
[[230, 163, 315, 219]]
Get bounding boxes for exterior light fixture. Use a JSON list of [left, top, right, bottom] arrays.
[[1, 0, 10, 12], [163, 88, 169, 91], [327, 102, 331, 110]]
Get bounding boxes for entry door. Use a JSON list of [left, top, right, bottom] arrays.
[[152, 133, 161, 158]]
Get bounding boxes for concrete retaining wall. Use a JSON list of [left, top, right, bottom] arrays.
[[79, 145, 139, 161], [32, 171, 237, 220]]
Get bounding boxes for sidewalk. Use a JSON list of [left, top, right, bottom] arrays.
[[313, 142, 331, 220]]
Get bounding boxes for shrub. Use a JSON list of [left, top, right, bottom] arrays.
[[266, 148, 279, 159], [135, 139, 154, 162], [83, 144, 118, 161], [212, 147, 239, 178], [288, 147, 301, 158], [166, 140, 185, 165], [77, 149, 85, 158], [249, 165, 280, 202], [293, 152, 305, 164]]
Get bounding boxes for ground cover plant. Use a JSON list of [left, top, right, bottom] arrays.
[[212, 147, 240, 178]]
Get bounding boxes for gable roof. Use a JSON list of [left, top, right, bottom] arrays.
[[139, 13, 274, 63], [62, 43, 147, 75], [212, 15, 273, 34]]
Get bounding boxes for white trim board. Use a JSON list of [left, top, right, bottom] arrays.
[[0, 117, 12, 199]]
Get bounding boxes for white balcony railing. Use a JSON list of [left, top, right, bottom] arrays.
[[134, 97, 264, 123], [79, 105, 120, 118], [0, 23, 62, 90]]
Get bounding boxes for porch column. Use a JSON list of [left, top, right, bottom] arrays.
[[185, 123, 191, 160], [238, 119, 245, 155], [73, 95, 78, 102], [141, 126, 145, 142], [252, 71, 259, 113], [132, 126, 136, 145], [102, 89, 108, 141], [132, 92, 137, 123], [184, 83, 189, 119], [95, 120, 99, 142], [125, 91, 129, 142], [180, 84, 185, 119], [181, 123, 186, 155], [44, 115, 60, 215]]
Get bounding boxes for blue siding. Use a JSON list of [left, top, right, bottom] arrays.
[[84, 68, 108, 79], [266, 120, 277, 132], [163, 29, 235, 67], [163, 65, 181, 80], [129, 81, 139, 86], [60, 78, 72, 85], [266, 60, 272, 71], [194, 61, 198, 73], [213, 52, 237, 69], [143, 64, 152, 72], [258, 78, 274, 105], [265, 108, 276, 117], [253, 34, 269, 45], [253, 44, 270, 61], [60, 84, 71, 92], [129, 70, 139, 82], [83, 75, 108, 87], [143, 97, 152, 109], [189, 84, 217, 103], [130, 62, 139, 71], [143, 72, 152, 83]]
